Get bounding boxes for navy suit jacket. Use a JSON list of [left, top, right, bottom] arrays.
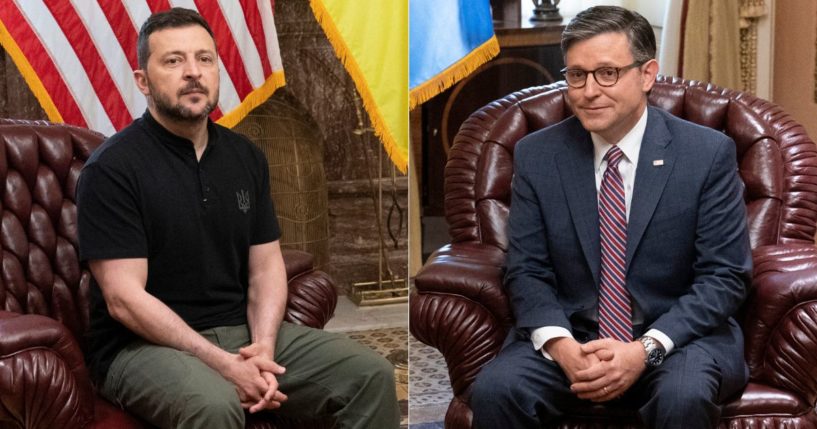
[[505, 106, 752, 400]]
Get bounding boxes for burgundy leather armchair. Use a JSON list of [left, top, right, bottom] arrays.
[[0, 119, 337, 428], [410, 76, 817, 428]]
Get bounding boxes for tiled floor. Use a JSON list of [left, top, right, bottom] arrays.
[[408, 335, 451, 427], [326, 295, 408, 332]]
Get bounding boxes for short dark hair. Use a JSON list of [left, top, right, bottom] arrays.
[[561, 6, 656, 64], [137, 7, 215, 70]]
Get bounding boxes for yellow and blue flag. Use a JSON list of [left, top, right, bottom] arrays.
[[309, 0, 409, 173], [409, 0, 499, 109]]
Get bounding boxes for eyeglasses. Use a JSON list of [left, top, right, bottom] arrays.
[[560, 61, 645, 88]]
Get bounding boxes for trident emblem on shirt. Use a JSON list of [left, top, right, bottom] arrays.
[[236, 190, 251, 214]]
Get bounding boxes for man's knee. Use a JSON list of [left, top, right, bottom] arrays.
[[349, 348, 396, 394], [644, 384, 719, 429], [641, 353, 721, 428], [323, 344, 399, 427]]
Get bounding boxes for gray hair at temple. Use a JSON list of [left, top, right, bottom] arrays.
[[136, 7, 216, 70], [560, 6, 656, 64]]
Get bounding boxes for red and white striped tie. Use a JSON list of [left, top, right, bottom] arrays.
[[598, 146, 633, 342]]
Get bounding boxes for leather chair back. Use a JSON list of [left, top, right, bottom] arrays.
[[445, 76, 817, 252], [0, 119, 103, 344]]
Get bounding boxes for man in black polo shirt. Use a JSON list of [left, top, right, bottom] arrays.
[[76, 8, 399, 429]]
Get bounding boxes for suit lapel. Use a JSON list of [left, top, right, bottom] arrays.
[[626, 107, 675, 269], [556, 123, 601, 285]]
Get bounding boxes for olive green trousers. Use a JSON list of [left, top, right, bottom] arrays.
[[100, 322, 399, 429]]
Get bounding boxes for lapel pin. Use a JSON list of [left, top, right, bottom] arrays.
[[653, 159, 664, 166]]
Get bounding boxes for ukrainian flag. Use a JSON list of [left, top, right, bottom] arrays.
[[409, 0, 499, 108], [310, 0, 409, 173]]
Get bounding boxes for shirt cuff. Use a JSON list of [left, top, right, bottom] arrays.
[[644, 329, 675, 354], [531, 326, 573, 360]]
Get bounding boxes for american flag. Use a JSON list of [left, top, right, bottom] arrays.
[[0, 0, 285, 136]]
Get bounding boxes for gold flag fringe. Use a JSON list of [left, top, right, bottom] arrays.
[[218, 71, 286, 129], [309, 0, 408, 174], [0, 17, 64, 124], [409, 35, 500, 110]]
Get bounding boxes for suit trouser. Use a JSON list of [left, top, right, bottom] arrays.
[[471, 329, 721, 429], [99, 322, 400, 429]]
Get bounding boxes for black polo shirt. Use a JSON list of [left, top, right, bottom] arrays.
[[77, 111, 280, 382]]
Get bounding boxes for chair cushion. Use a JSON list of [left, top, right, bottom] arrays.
[[721, 382, 813, 417]]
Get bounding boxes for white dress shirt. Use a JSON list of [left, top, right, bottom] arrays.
[[530, 107, 675, 359]]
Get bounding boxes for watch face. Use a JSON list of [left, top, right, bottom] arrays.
[[647, 348, 664, 366]]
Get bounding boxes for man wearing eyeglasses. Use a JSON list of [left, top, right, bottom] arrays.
[[471, 6, 750, 429]]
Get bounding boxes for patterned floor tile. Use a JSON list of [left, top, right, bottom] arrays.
[[409, 335, 451, 425]]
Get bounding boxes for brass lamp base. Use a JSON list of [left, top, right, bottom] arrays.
[[350, 278, 409, 306]]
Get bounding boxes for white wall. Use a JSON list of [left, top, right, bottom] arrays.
[[554, 0, 667, 22], [626, 0, 667, 24]]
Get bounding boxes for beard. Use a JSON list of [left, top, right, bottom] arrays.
[[148, 79, 218, 123]]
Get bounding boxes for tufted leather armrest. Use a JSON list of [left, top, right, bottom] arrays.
[[0, 311, 95, 429], [413, 243, 510, 323], [410, 242, 511, 423], [743, 243, 817, 405], [283, 248, 336, 329]]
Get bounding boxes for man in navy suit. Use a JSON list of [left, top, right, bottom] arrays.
[[471, 6, 751, 429]]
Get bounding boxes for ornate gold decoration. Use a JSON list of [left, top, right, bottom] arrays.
[[738, 0, 767, 94], [740, 26, 758, 94]]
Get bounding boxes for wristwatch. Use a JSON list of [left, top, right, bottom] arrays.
[[638, 336, 665, 368]]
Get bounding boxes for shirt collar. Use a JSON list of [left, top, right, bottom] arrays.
[[592, 106, 649, 170], [140, 110, 218, 152]]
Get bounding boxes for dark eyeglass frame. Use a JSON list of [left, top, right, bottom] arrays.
[[560, 61, 646, 88]]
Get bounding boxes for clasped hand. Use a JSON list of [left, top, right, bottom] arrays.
[[222, 343, 288, 413], [548, 337, 646, 403]]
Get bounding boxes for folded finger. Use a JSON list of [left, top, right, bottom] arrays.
[[571, 377, 608, 394], [262, 387, 288, 403], [272, 390, 288, 402], [262, 382, 277, 402], [577, 383, 618, 401], [256, 359, 286, 375], [573, 365, 606, 382], [592, 382, 624, 402], [580, 339, 613, 354], [250, 398, 271, 414], [595, 348, 615, 361]]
